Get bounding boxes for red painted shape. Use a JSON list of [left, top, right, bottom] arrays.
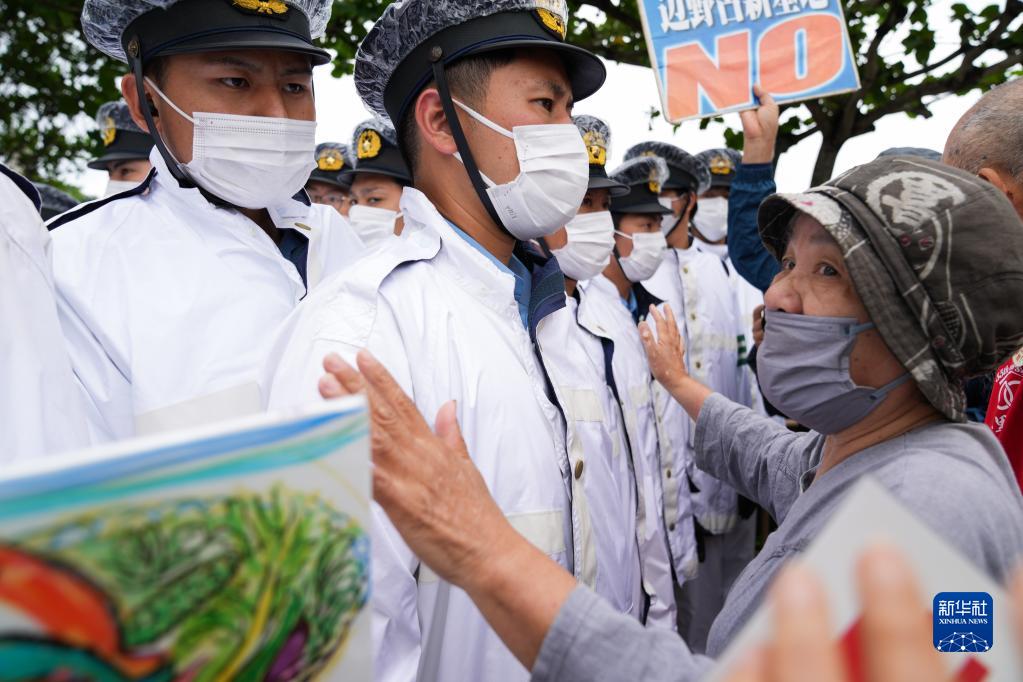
[[759, 14, 845, 95], [839, 617, 990, 682], [665, 32, 751, 120]]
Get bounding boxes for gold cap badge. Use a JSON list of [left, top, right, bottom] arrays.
[[232, 0, 289, 16], [358, 130, 383, 160], [648, 168, 661, 194], [101, 117, 117, 147], [709, 155, 734, 175], [318, 149, 344, 172], [583, 131, 607, 167], [536, 8, 567, 40]]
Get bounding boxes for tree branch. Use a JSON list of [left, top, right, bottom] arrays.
[[903, 3, 1021, 80], [860, 4, 908, 91]]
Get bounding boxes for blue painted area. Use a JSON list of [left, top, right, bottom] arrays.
[[0, 407, 368, 520]]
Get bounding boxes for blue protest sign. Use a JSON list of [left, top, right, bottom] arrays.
[[637, 0, 861, 121]]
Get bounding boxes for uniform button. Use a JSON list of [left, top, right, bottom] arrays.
[[574, 460, 585, 480], [695, 361, 702, 369], [683, 267, 690, 274], [690, 313, 697, 321], [669, 523, 676, 532], [666, 469, 672, 479]]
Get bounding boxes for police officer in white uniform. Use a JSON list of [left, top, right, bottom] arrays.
[[88, 101, 154, 197], [264, 1, 625, 680], [306, 141, 354, 217], [346, 117, 412, 247], [0, 163, 89, 461], [547, 116, 680, 631], [630, 141, 755, 652], [53, 0, 364, 443], [695, 147, 767, 410]]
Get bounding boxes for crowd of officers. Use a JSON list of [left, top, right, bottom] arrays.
[[3, 0, 1023, 680]]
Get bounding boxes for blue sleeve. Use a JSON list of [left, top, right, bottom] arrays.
[[727, 163, 780, 293]]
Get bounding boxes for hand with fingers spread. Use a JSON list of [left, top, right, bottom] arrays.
[[319, 351, 512, 588], [740, 86, 780, 165], [639, 304, 713, 421], [318, 351, 578, 669]]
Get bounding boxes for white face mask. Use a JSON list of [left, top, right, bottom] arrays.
[[694, 196, 728, 242], [145, 78, 317, 210], [616, 230, 667, 282], [452, 99, 589, 241], [658, 196, 684, 234], [349, 204, 400, 248], [104, 179, 139, 198], [552, 210, 616, 282]]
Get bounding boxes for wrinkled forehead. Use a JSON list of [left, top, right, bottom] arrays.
[[782, 212, 842, 254]]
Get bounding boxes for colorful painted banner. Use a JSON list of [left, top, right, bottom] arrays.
[[0, 397, 370, 681], [638, 0, 861, 122]]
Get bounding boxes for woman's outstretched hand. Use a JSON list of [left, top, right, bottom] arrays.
[[640, 304, 713, 420], [318, 351, 578, 669], [639, 303, 688, 392], [320, 351, 513, 590]]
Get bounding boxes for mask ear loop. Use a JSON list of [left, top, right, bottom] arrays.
[[429, 48, 509, 236]]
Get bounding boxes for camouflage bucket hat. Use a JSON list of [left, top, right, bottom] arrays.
[[758, 157, 1023, 422]]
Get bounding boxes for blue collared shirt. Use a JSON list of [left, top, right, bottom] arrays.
[[625, 289, 638, 316], [449, 223, 532, 328]]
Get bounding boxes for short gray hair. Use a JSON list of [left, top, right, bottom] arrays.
[[944, 78, 1023, 181]]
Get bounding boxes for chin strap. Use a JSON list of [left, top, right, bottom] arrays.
[[126, 38, 240, 210], [429, 48, 509, 235]]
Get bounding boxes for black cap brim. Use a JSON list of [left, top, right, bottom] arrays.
[[588, 175, 630, 197], [615, 201, 672, 215], [87, 151, 153, 170], [152, 31, 331, 65], [345, 168, 412, 186], [307, 171, 352, 190]]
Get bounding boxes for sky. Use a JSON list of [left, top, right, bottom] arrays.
[[74, 1, 998, 198]]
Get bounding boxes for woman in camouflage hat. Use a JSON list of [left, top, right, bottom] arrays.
[[317, 156, 1023, 681]]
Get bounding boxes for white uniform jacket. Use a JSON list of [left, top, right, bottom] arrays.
[[555, 294, 643, 620], [578, 275, 679, 630], [669, 245, 751, 536], [266, 188, 641, 681], [50, 151, 364, 443], [0, 165, 89, 461], [641, 250, 700, 582]]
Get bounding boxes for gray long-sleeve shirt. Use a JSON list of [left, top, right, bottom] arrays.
[[532, 393, 1023, 682]]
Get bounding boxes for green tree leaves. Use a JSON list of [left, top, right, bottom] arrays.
[[1, 0, 1020, 190]]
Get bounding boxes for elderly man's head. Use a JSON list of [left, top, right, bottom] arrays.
[[760, 157, 1023, 424], [944, 78, 1023, 219]]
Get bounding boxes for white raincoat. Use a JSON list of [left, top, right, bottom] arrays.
[[642, 248, 700, 582], [578, 274, 679, 630], [673, 244, 750, 535], [50, 151, 364, 444], [0, 166, 89, 461], [265, 188, 640, 682]]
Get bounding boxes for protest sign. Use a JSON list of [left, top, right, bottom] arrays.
[[0, 397, 371, 680], [708, 478, 1021, 682], [638, 0, 861, 122]]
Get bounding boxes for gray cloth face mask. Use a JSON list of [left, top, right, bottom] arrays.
[[757, 310, 911, 434]]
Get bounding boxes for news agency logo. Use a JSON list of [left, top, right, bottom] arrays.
[[933, 592, 993, 653]]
